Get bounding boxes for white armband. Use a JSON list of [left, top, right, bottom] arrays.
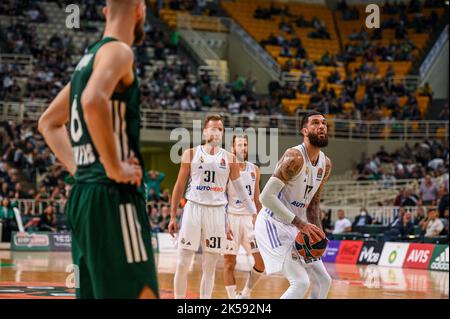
[[231, 177, 257, 215], [259, 176, 296, 224]]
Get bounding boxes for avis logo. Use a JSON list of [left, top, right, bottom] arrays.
[[406, 250, 430, 263], [359, 246, 380, 263]]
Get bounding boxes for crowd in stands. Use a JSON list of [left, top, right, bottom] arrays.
[[1, 0, 447, 123], [323, 204, 449, 243], [156, 0, 220, 17], [356, 139, 448, 181], [254, 3, 332, 39], [0, 120, 69, 241], [139, 24, 283, 117]]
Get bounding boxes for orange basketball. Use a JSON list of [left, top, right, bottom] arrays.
[[294, 232, 329, 259]]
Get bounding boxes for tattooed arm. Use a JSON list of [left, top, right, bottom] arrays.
[[260, 148, 325, 241], [307, 156, 332, 229]]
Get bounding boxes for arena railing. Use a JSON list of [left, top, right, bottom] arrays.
[[11, 199, 67, 217], [1, 102, 448, 140], [322, 178, 420, 207], [324, 205, 435, 226], [138, 109, 448, 140]]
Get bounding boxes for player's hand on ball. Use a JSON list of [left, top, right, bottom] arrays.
[[300, 223, 325, 243], [168, 217, 178, 238]]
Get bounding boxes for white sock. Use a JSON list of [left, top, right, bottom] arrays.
[[225, 285, 237, 299], [241, 266, 264, 296], [200, 251, 220, 299], [174, 249, 195, 299]]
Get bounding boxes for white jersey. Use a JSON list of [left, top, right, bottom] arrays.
[[265, 143, 327, 224], [185, 145, 230, 206], [227, 161, 257, 215]]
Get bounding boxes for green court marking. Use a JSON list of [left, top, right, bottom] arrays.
[[0, 262, 16, 268]]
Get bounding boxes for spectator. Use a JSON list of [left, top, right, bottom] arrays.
[[440, 208, 449, 236], [321, 209, 332, 236], [332, 209, 352, 234], [159, 188, 171, 204], [386, 211, 415, 241], [414, 205, 426, 225], [420, 175, 439, 205], [401, 188, 419, 206], [149, 206, 162, 232], [353, 207, 373, 228], [423, 208, 444, 238], [145, 170, 166, 198], [159, 205, 171, 232], [0, 198, 17, 242]]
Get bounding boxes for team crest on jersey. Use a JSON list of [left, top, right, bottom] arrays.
[[305, 167, 309, 176], [251, 172, 256, 181], [317, 168, 323, 181], [291, 252, 299, 261], [219, 158, 226, 169], [200, 155, 204, 163]]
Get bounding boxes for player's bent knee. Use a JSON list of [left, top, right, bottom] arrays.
[[290, 276, 310, 297]]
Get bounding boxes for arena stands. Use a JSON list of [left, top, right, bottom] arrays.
[[222, 0, 447, 118]]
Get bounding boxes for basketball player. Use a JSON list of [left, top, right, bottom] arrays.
[[255, 112, 333, 299], [168, 115, 257, 299], [38, 0, 158, 298], [223, 135, 265, 299]]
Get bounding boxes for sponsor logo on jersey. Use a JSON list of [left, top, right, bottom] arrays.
[[429, 246, 449, 272], [198, 165, 203, 169], [290, 200, 306, 208], [317, 168, 323, 181], [195, 185, 224, 192]]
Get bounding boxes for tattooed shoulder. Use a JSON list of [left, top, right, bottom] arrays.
[[273, 148, 304, 183]]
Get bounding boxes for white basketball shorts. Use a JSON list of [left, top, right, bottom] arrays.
[[177, 200, 227, 254], [225, 213, 259, 255]]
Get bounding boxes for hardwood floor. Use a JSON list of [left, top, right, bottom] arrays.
[[0, 251, 448, 299]]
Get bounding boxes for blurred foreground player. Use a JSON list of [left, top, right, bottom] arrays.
[[224, 135, 265, 299], [169, 115, 257, 299], [255, 112, 332, 299], [38, 0, 158, 298]]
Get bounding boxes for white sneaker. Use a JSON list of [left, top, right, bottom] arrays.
[[236, 293, 250, 299]]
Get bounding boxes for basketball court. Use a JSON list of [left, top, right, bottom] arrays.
[[0, 250, 447, 299]]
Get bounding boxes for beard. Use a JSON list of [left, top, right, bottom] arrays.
[[236, 151, 248, 162], [308, 131, 329, 148], [133, 18, 145, 45]]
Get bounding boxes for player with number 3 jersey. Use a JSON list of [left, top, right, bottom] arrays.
[[168, 115, 257, 299]]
